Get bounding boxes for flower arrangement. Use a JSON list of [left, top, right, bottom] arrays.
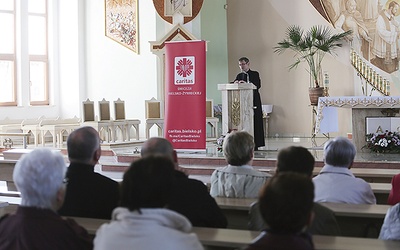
[[216, 134, 225, 152], [363, 131, 400, 153]]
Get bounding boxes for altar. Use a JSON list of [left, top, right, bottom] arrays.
[[315, 96, 400, 151]]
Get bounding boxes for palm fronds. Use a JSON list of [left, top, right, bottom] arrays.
[[274, 25, 352, 88]]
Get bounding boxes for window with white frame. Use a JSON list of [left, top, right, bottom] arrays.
[[0, 0, 49, 106], [28, 0, 48, 105], [0, 0, 16, 105]]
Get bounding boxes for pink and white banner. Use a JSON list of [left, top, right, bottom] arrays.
[[165, 40, 206, 149]]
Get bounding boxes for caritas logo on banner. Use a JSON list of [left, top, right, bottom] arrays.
[[175, 56, 195, 85]]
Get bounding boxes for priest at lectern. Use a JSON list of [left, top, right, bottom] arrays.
[[234, 57, 265, 150]]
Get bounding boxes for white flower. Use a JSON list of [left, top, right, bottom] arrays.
[[379, 138, 388, 147]]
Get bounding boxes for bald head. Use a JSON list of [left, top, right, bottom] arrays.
[[141, 137, 175, 162], [67, 126, 101, 164]]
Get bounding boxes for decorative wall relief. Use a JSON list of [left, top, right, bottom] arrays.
[[164, 0, 192, 17], [153, 0, 203, 24], [309, 0, 400, 94], [105, 0, 138, 53]]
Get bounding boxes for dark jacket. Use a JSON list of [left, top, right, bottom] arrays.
[[249, 202, 341, 236], [58, 162, 119, 219], [168, 170, 228, 228], [0, 206, 93, 250]]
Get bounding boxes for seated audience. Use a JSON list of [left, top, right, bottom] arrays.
[[94, 156, 203, 250], [210, 131, 271, 198], [58, 126, 119, 219], [249, 146, 340, 236], [141, 137, 227, 228], [379, 203, 400, 240], [313, 137, 376, 204], [388, 173, 400, 205], [245, 172, 315, 250], [0, 148, 92, 249]]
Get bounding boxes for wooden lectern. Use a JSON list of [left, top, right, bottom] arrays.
[[218, 83, 255, 136]]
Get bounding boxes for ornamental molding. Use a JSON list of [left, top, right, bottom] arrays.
[[315, 96, 400, 133]]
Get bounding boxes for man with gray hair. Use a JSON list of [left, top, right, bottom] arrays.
[[313, 136, 376, 204], [141, 137, 227, 228], [249, 146, 340, 236], [210, 131, 270, 198], [0, 148, 92, 249], [58, 126, 119, 219]]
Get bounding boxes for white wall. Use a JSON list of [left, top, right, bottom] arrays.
[[58, 0, 83, 119], [82, 0, 158, 137], [2, 0, 370, 138], [227, 0, 354, 137]]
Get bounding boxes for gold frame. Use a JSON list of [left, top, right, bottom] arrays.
[[104, 0, 139, 53]]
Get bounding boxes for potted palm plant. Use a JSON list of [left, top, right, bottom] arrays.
[[274, 25, 351, 105]]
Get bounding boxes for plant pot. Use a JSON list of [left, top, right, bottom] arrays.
[[309, 87, 324, 106]]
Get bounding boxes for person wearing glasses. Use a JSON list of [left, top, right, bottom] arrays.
[[234, 57, 265, 151], [0, 148, 93, 249]]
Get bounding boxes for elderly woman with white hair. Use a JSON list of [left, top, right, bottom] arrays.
[[210, 131, 271, 198], [0, 148, 93, 250], [313, 136, 376, 204]]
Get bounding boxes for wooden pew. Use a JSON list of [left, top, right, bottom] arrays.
[[271, 167, 399, 183], [334, 168, 399, 183], [214, 197, 391, 237], [320, 202, 390, 237], [1, 203, 398, 250], [0, 160, 18, 191], [192, 227, 400, 250], [320, 202, 390, 219], [370, 182, 391, 204], [214, 197, 391, 218], [0, 201, 9, 217], [194, 175, 391, 204], [264, 167, 400, 183], [104, 161, 400, 184], [58, 217, 400, 250], [186, 167, 399, 184], [0, 133, 30, 149], [70, 216, 106, 235]]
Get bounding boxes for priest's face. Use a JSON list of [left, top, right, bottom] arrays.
[[239, 60, 250, 72]]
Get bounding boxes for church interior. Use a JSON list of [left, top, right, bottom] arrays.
[[1, 0, 400, 249]]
